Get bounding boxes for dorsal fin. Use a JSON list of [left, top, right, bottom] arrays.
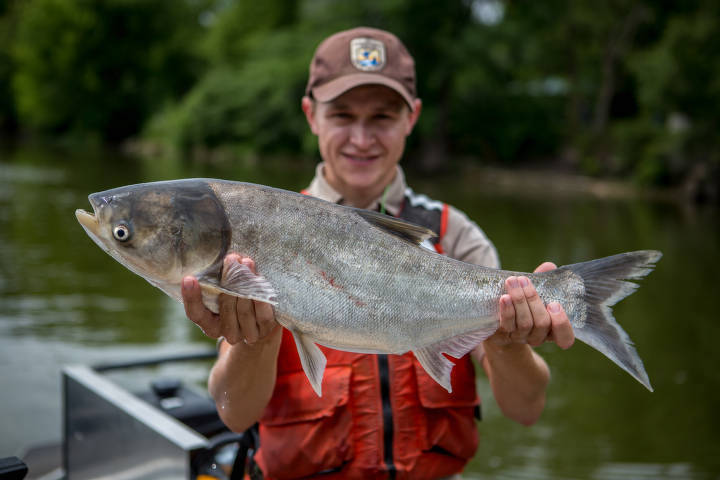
[[354, 208, 437, 246]]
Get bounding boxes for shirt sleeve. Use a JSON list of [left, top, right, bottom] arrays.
[[440, 205, 500, 269]]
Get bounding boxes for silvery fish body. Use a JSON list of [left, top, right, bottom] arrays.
[[76, 179, 661, 395]]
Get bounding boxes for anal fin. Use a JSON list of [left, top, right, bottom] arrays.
[[414, 329, 493, 393], [414, 347, 455, 393], [291, 331, 327, 397]]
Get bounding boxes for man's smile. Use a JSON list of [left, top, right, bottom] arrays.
[[342, 153, 381, 164]]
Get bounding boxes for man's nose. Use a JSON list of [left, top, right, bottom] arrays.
[[349, 123, 375, 149]]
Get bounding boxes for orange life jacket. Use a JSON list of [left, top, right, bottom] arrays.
[[254, 192, 481, 480]]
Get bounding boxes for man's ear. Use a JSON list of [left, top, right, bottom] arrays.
[[301, 96, 319, 135], [405, 98, 423, 135]]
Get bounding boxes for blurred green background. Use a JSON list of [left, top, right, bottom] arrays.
[[1, 1, 720, 479], [1, 0, 718, 200]]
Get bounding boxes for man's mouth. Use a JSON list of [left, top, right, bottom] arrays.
[[342, 153, 380, 164]]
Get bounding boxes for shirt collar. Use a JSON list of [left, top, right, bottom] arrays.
[[305, 162, 407, 216]]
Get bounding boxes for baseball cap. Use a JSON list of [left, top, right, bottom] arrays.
[[305, 27, 417, 110]]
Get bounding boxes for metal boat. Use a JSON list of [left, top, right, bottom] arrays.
[[4, 352, 255, 480]]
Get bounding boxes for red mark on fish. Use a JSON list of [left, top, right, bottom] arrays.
[[320, 270, 342, 290]]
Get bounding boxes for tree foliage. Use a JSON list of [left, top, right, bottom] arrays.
[[0, 0, 18, 131], [627, 1, 720, 193], [145, 28, 317, 156], [10, 0, 204, 141], [1, 0, 717, 197]]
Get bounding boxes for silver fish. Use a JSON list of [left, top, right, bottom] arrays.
[[76, 179, 661, 396]]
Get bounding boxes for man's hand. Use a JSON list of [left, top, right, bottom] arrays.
[[478, 262, 574, 425], [181, 254, 278, 345], [487, 262, 575, 350]]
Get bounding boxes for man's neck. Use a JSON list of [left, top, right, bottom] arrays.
[[340, 187, 385, 209], [322, 168, 397, 210]]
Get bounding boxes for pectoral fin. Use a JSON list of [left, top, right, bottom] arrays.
[[414, 329, 493, 393], [199, 258, 278, 308], [291, 331, 327, 397]]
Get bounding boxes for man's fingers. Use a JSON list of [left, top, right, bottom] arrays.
[[254, 300, 277, 339], [242, 257, 257, 273], [182, 276, 220, 336], [217, 254, 277, 344], [498, 294, 516, 333], [181, 276, 204, 319], [533, 262, 557, 273], [183, 254, 277, 344], [548, 302, 574, 349], [237, 299, 260, 344], [520, 276, 551, 346], [218, 292, 241, 343], [497, 263, 573, 349], [507, 276, 532, 341], [238, 256, 277, 343]]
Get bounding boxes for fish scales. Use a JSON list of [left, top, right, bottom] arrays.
[[75, 178, 661, 396], [210, 180, 502, 352]]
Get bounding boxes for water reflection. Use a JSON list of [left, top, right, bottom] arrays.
[[0, 145, 718, 478]]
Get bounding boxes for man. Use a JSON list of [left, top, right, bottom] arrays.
[[182, 27, 574, 479]]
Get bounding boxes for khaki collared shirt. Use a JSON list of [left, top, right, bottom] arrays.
[[305, 163, 500, 269]]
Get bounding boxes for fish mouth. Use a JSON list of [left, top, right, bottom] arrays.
[[76, 193, 103, 232], [75, 208, 99, 234], [75, 196, 104, 249], [75, 196, 132, 269]]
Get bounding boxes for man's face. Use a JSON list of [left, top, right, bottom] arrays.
[[303, 85, 421, 204]]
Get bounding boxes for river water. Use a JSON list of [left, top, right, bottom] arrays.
[[1, 144, 718, 479]]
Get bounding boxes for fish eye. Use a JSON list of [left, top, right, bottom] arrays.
[[112, 224, 132, 242]]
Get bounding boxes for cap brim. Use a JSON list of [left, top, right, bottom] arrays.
[[312, 73, 415, 111]]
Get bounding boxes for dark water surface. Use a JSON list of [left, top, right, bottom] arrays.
[[1, 145, 718, 479]]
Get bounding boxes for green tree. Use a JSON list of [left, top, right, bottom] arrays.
[[145, 25, 319, 157], [204, 0, 298, 66], [482, 0, 653, 173], [12, 0, 204, 141], [625, 0, 720, 197], [0, 0, 18, 132]]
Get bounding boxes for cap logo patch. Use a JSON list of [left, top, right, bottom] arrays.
[[350, 37, 385, 71]]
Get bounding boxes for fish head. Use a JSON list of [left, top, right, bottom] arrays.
[[75, 180, 230, 284]]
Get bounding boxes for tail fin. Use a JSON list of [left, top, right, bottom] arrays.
[[561, 250, 662, 392]]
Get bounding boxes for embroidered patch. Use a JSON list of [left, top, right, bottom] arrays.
[[350, 37, 385, 71]]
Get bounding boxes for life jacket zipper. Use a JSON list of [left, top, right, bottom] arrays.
[[377, 354, 396, 479]]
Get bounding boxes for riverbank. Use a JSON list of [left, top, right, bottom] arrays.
[[1, 136, 705, 205], [453, 164, 682, 203]]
